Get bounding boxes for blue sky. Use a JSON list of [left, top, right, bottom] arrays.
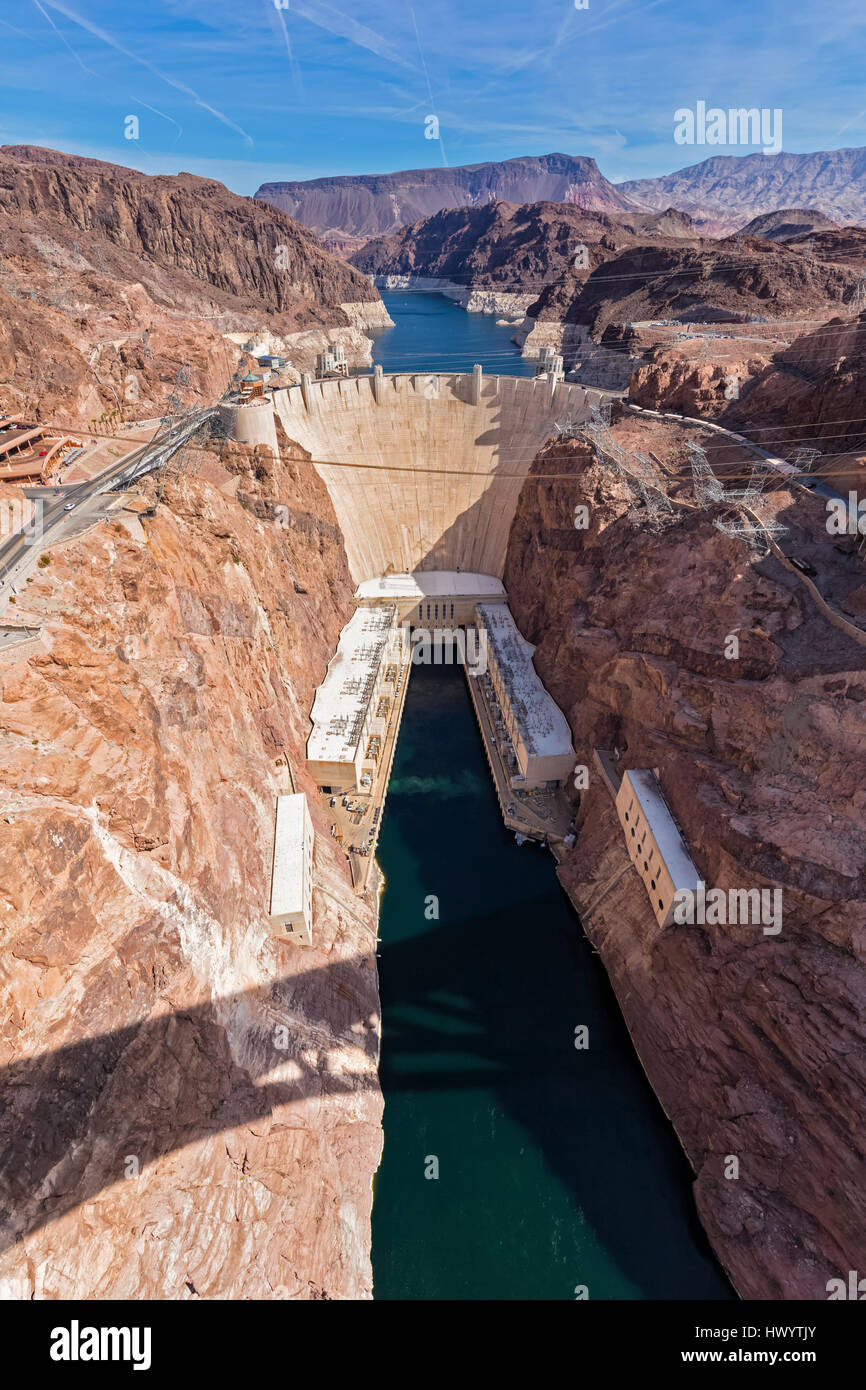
[[0, 0, 864, 194]]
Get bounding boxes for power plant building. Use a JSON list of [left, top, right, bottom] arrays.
[[615, 770, 701, 928], [306, 603, 404, 791], [355, 571, 507, 626], [474, 603, 575, 789], [268, 793, 314, 945]]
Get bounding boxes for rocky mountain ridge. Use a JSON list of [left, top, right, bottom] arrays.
[[620, 148, 866, 234], [0, 146, 387, 423], [255, 153, 643, 242], [260, 146, 866, 244]]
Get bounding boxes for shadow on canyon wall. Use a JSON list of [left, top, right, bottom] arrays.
[[0, 904, 728, 1298]]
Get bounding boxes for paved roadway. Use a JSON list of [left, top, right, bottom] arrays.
[[0, 407, 214, 598]]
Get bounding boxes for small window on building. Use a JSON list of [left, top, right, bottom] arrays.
[[651, 879, 656, 890], [418, 604, 423, 620], [426, 604, 431, 619], [434, 603, 438, 619], [631, 827, 635, 837], [450, 603, 454, 619], [625, 811, 629, 822], [658, 899, 664, 911]]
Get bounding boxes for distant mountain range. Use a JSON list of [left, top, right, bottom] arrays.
[[619, 148, 866, 233], [255, 154, 641, 246], [255, 147, 866, 243]]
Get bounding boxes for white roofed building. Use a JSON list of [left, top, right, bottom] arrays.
[[474, 603, 575, 790], [268, 793, 314, 945], [615, 770, 701, 928], [355, 571, 507, 626], [306, 604, 404, 791]]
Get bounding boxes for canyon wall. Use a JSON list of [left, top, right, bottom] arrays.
[[0, 439, 382, 1299], [270, 371, 612, 582], [503, 429, 866, 1299], [0, 146, 388, 423]]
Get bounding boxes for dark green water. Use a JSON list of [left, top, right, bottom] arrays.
[[369, 290, 537, 377], [372, 664, 731, 1300]]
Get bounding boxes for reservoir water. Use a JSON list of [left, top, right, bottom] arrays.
[[369, 290, 537, 377], [369, 293, 730, 1300]]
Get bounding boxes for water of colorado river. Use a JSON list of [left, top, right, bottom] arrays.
[[371, 663, 731, 1301]]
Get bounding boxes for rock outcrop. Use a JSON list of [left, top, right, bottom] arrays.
[[0, 434, 382, 1299], [629, 309, 866, 461], [0, 146, 388, 424], [502, 420, 866, 1299], [739, 209, 839, 241]]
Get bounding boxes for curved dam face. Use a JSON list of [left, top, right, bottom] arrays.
[[261, 371, 611, 583]]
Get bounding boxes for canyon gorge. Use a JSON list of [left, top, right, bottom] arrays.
[[1, 127, 865, 1307], [3, 359, 865, 1299]]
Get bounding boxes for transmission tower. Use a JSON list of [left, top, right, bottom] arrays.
[[789, 446, 821, 474], [687, 440, 787, 551], [554, 412, 582, 439], [851, 275, 866, 311], [687, 440, 725, 506], [582, 404, 673, 528], [714, 511, 788, 553]]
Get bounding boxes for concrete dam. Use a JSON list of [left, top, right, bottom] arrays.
[[222, 368, 612, 582]]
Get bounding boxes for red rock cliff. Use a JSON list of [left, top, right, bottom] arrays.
[[503, 425, 866, 1299], [0, 437, 382, 1299]]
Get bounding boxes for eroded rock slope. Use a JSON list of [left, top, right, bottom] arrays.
[[503, 425, 866, 1299], [0, 436, 382, 1299]]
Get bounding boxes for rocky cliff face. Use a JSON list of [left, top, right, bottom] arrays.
[[1, 146, 375, 316], [0, 146, 387, 423], [352, 200, 696, 293], [503, 421, 866, 1299], [0, 434, 382, 1299], [256, 153, 642, 240], [629, 309, 866, 458], [531, 236, 863, 337]]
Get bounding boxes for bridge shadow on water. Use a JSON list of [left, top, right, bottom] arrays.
[[0, 915, 730, 1300]]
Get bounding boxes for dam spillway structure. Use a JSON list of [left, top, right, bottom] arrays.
[[221, 368, 616, 584]]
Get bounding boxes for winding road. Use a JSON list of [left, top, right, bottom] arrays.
[[0, 406, 215, 599]]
